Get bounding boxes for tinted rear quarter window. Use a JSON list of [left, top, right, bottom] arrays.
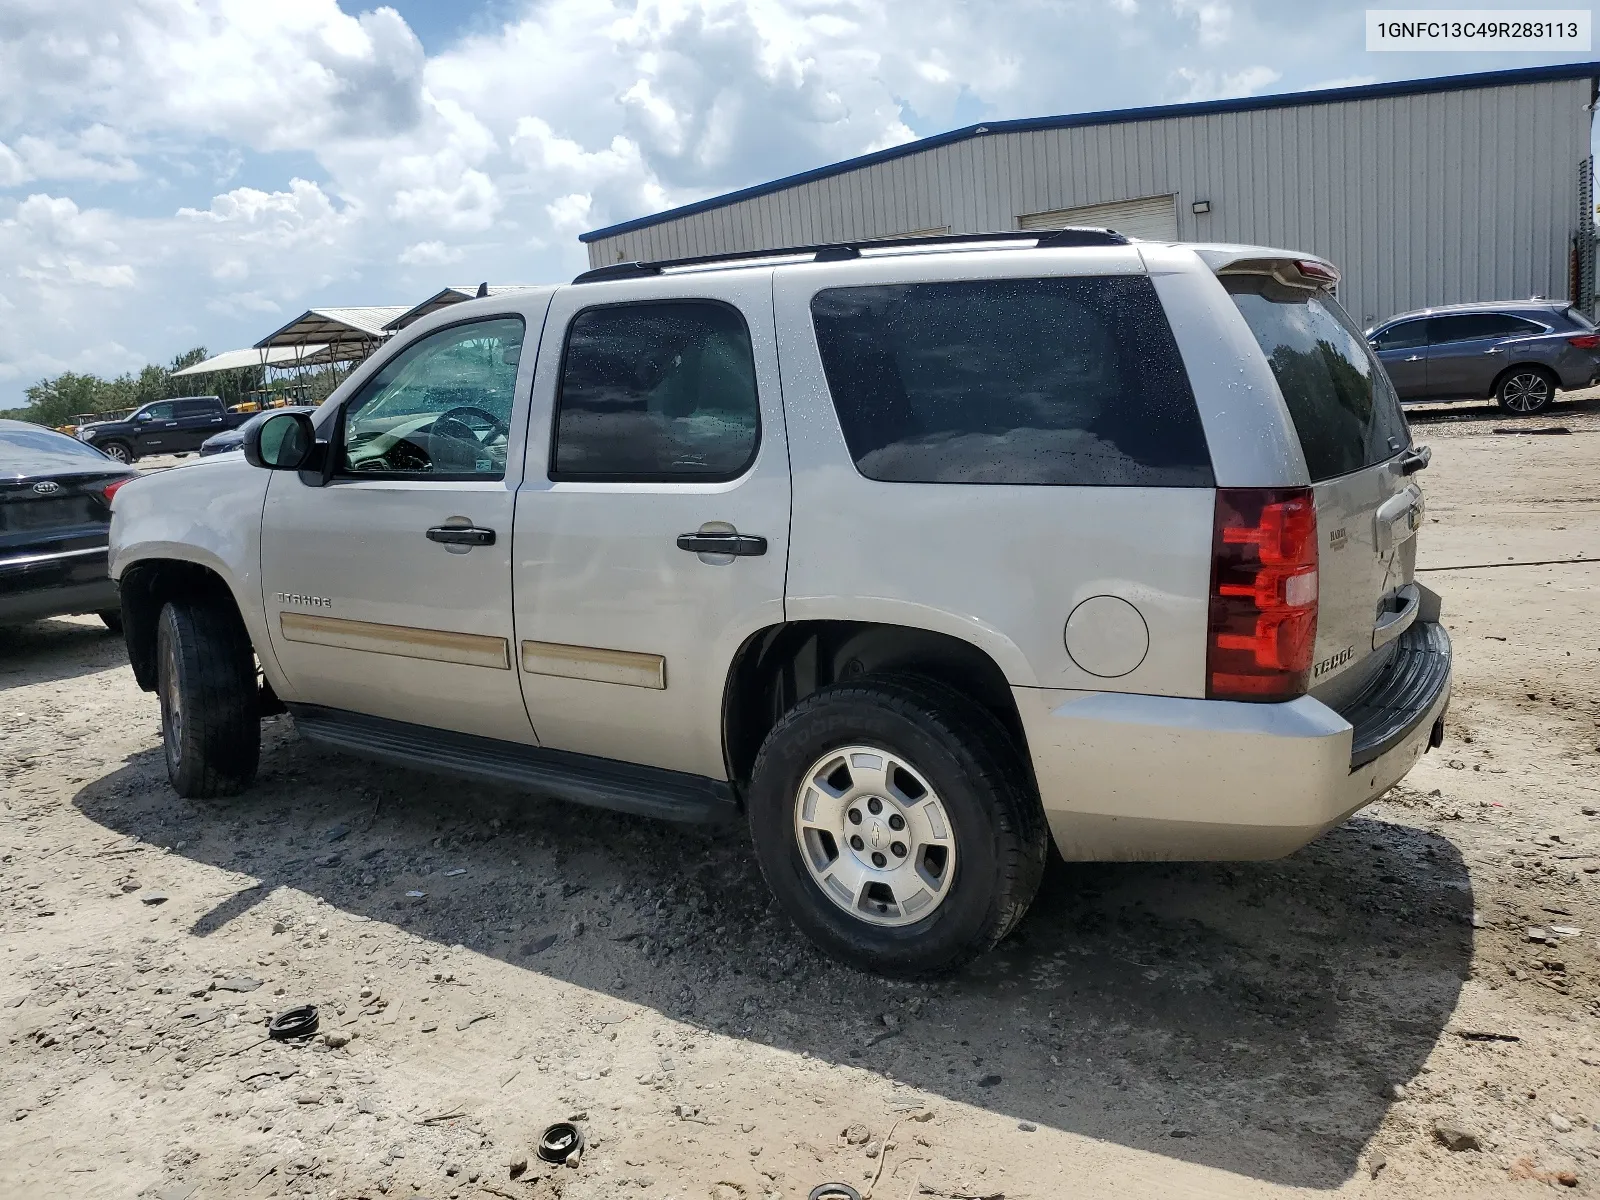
[[1223, 274, 1409, 482], [810, 275, 1213, 486]]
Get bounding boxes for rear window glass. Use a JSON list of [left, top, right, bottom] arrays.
[[1567, 306, 1596, 331], [809, 276, 1213, 487], [1224, 275, 1409, 482], [0, 425, 118, 471]]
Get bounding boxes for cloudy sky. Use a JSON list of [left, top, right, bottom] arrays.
[[0, 0, 1593, 404]]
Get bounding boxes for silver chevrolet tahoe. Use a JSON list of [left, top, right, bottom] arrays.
[[108, 230, 1452, 976]]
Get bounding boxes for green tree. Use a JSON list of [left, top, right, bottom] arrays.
[[1, 346, 217, 426]]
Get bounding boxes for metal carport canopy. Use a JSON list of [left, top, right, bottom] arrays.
[[170, 345, 334, 377], [254, 306, 410, 358]]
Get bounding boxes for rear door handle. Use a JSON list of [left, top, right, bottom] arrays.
[[426, 526, 495, 546], [1485, 346, 1504, 355], [676, 532, 767, 556], [1373, 583, 1421, 650], [1403, 355, 1423, 362]]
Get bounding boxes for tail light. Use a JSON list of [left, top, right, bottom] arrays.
[[1207, 487, 1319, 702], [1567, 334, 1600, 349], [1293, 259, 1340, 286], [102, 477, 133, 504]]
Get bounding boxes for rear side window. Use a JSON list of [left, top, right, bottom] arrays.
[[174, 398, 219, 416], [552, 301, 760, 481], [1430, 313, 1544, 343], [809, 276, 1213, 486], [1224, 274, 1409, 482]]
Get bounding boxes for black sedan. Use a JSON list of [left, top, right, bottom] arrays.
[[1, 419, 138, 630], [200, 406, 314, 456]]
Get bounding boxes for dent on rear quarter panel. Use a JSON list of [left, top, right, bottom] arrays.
[[109, 456, 292, 698], [1142, 248, 1309, 489]]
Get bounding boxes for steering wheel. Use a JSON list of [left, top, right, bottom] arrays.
[[429, 405, 510, 473]]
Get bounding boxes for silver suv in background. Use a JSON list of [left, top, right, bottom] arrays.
[[1367, 300, 1600, 415], [108, 233, 1452, 977]]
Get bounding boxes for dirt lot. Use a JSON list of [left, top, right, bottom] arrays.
[[3, 395, 1599, 1200]]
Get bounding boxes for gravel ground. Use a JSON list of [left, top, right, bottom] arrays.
[[2, 391, 1599, 1199]]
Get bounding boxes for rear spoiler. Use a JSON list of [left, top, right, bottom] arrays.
[[1196, 247, 1341, 291]]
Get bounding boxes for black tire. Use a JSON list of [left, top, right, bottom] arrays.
[[156, 600, 260, 798], [746, 674, 1047, 977], [98, 609, 123, 634], [100, 440, 134, 464], [1495, 366, 1556, 415]]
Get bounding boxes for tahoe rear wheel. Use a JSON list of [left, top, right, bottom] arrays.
[[156, 600, 260, 798], [747, 675, 1047, 977], [1497, 368, 1555, 415]]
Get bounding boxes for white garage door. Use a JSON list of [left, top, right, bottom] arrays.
[[1017, 194, 1178, 242]]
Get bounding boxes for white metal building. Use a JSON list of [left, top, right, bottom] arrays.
[[581, 62, 1599, 326]]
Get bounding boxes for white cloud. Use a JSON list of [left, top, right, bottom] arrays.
[[1173, 0, 1234, 46], [1171, 64, 1282, 102], [0, 0, 1505, 404], [398, 239, 464, 265]]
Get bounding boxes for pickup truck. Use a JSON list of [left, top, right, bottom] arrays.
[[77, 396, 250, 464]]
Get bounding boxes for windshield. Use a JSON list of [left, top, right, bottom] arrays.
[[1224, 275, 1410, 481]]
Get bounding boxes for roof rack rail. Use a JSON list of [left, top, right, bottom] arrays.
[[570, 227, 1130, 284]]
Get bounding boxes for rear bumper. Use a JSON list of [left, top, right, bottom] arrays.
[[1015, 621, 1452, 861], [0, 545, 118, 624]]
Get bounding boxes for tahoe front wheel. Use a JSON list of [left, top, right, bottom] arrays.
[[747, 675, 1047, 977], [156, 600, 260, 797]]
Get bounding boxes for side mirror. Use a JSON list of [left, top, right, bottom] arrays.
[[244, 411, 315, 470], [134, 411, 152, 422]]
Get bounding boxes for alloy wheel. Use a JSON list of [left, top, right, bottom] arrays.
[[792, 744, 956, 927], [1502, 372, 1552, 413]]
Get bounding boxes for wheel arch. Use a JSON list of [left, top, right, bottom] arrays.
[[721, 619, 1030, 792], [118, 557, 253, 692]]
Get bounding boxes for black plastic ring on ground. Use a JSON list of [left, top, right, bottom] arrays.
[[267, 1005, 320, 1040], [537, 1121, 585, 1164], [808, 1185, 863, 1200]]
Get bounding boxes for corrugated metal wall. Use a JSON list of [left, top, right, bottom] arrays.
[[586, 78, 1593, 326]]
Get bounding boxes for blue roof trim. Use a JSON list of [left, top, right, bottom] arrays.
[[581, 60, 1600, 244]]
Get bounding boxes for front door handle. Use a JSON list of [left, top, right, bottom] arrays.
[[427, 526, 495, 546], [676, 532, 767, 556]]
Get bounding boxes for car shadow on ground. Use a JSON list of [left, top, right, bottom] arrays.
[[1407, 391, 1600, 425], [73, 719, 1472, 1189], [0, 616, 127, 687]]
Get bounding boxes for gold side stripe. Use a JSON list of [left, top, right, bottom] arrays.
[[520, 639, 666, 690], [280, 612, 510, 670]]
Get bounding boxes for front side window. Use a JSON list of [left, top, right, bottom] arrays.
[[810, 276, 1213, 486], [1371, 320, 1427, 351], [339, 317, 525, 478], [551, 302, 760, 481], [1224, 274, 1409, 482], [141, 402, 175, 421]]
